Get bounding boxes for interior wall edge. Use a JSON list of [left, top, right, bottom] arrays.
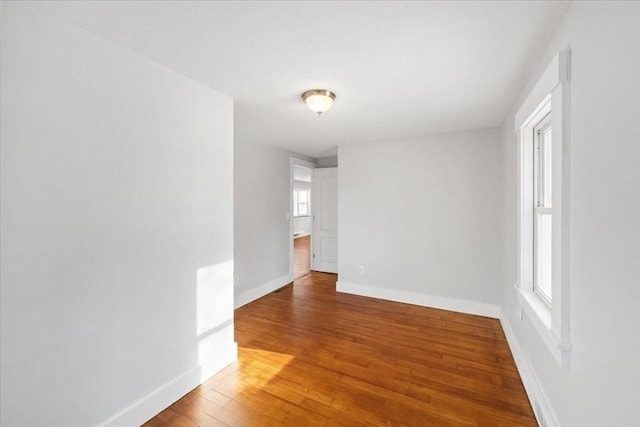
[[234, 273, 292, 309]]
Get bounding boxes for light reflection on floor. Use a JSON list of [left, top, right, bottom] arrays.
[[215, 347, 295, 393]]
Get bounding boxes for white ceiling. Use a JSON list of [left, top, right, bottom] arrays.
[[36, 1, 570, 158]]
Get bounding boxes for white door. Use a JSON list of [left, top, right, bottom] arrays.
[[312, 168, 338, 273]]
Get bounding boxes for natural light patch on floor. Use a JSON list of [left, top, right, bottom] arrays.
[[232, 347, 294, 392]]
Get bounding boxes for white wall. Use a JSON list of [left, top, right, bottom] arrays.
[[0, 4, 235, 426], [338, 129, 502, 317], [499, 2, 640, 425], [234, 139, 314, 307], [293, 216, 312, 236]]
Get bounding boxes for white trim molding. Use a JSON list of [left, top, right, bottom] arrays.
[[98, 342, 237, 427], [515, 51, 570, 130], [234, 273, 292, 309], [500, 311, 559, 427], [337, 281, 500, 319], [515, 49, 572, 367]]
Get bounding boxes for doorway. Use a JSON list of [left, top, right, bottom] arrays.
[[291, 161, 314, 280]]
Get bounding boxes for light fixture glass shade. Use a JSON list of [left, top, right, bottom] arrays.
[[302, 89, 336, 115]]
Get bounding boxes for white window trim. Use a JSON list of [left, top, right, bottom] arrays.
[[515, 50, 572, 368]]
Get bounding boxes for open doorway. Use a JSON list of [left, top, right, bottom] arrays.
[[290, 160, 314, 280]]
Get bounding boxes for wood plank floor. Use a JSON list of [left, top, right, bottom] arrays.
[[145, 272, 536, 426], [293, 235, 311, 279]]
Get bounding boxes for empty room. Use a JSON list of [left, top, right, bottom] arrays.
[[1, 1, 638, 426]]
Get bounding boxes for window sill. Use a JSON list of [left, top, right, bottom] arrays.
[[515, 284, 571, 367]]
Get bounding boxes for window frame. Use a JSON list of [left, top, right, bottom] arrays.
[[515, 50, 571, 367], [533, 111, 553, 306], [293, 188, 311, 218]]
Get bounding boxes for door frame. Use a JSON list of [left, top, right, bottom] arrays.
[[289, 157, 315, 281]]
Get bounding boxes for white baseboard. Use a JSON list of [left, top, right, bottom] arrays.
[[500, 311, 559, 427], [234, 273, 292, 309], [98, 342, 238, 427], [336, 281, 500, 319]]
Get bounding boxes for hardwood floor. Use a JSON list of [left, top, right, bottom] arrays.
[[293, 235, 311, 279], [145, 272, 536, 426]]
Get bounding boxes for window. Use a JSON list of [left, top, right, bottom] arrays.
[[515, 50, 571, 367], [293, 189, 310, 217], [533, 113, 552, 304]]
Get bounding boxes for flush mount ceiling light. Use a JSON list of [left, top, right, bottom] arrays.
[[301, 89, 336, 116]]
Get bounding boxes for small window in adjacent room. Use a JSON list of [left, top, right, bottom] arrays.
[[293, 189, 310, 217]]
